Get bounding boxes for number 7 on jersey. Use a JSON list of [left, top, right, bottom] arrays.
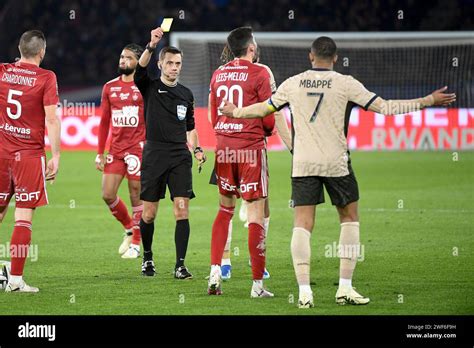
[[308, 92, 324, 123]]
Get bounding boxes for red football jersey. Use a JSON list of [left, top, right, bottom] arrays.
[[209, 58, 275, 150], [98, 77, 145, 155], [0, 61, 59, 159]]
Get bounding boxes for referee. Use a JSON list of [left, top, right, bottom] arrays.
[[134, 27, 206, 278]]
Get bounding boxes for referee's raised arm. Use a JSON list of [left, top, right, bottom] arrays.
[[134, 27, 164, 94]]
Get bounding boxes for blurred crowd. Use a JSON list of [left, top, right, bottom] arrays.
[[0, 0, 472, 86]]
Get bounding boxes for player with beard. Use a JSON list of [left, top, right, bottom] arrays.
[[95, 44, 146, 259]]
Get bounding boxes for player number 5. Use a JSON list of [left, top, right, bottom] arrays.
[[7, 89, 23, 120], [308, 92, 324, 123]]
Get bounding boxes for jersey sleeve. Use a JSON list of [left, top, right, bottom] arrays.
[[345, 75, 378, 110], [98, 85, 111, 154], [256, 67, 276, 135], [209, 73, 218, 127], [269, 77, 292, 111], [186, 93, 195, 131], [43, 71, 59, 107], [134, 64, 151, 96]]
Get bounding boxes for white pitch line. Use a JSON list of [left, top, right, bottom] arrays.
[[17, 203, 473, 214]]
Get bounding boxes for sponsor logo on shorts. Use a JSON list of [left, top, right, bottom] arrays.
[[220, 180, 237, 192], [124, 154, 141, 176], [219, 181, 258, 193], [240, 182, 258, 193], [0, 193, 9, 201], [15, 191, 41, 202]]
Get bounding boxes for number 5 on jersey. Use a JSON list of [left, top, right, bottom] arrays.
[[7, 89, 23, 120]]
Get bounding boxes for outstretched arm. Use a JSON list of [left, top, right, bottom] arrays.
[[219, 99, 274, 119], [368, 86, 456, 114]]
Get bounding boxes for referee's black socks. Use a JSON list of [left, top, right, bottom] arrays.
[[175, 219, 190, 269], [140, 218, 154, 260]]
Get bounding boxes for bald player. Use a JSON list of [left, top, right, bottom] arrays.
[[220, 36, 456, 308]]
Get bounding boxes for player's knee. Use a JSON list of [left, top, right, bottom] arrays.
[[338, 209, 358, 223], [173, 201, 189, 220], [337, 202, 359, 223], [102, 192, 117, 205], [142, 210, 156, 223]]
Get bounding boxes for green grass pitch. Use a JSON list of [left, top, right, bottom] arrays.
[[0, 150, 472, 315]]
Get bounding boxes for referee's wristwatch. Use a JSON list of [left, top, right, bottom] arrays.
[[146, 43, 156, 53], [193, 146, 204, 155]]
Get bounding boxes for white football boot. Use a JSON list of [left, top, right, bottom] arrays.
[[250, 282, 274, 298], [118, 230, 134, 254], [335, 286, 370, 305], [5, 279, 39, 293], [298, 291, 314, 309], [207, 266, 222, 295], [121, 244, 140, 259]]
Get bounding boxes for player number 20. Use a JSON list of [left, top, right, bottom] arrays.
[[217, 85, 243, 116], [7, 89, 23, 120]]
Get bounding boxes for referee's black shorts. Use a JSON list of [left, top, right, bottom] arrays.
[[209, 167, 217, 185], [140, 143, 195, 202], [291, 163, 359, 208]]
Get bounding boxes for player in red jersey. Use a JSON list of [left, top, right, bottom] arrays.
[[207, 27, 277, 297], [0, 30, 61, 292], [95, 44, 146, 259], [209, 45, 292, 281]]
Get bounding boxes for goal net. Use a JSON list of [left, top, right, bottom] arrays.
[[171, 32, 474, 108]]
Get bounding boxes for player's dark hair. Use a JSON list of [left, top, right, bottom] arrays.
[[123, 43, 144, 60], [19, 30, 46, 58], [220, 44, 234, 64], [311, 36, 337, 60], [159, 46, 183, 61], [227, 26, 254, 58]]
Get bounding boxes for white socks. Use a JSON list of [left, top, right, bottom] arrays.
[[291, 227, 312, 288], [338, 222, 360, 288], [10, 275, 22, 284]]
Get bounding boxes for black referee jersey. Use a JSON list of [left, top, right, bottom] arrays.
[[134, 63, 195, 149]]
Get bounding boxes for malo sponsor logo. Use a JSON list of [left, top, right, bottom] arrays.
[[111, 106, 139, 127]]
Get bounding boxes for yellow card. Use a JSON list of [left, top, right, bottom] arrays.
[[161, 18, 173, 32]]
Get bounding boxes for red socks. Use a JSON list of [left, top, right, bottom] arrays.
[[210, 204, 234, 265], [248, 222, 266, 280], [108, 197, 133, 230], [131, 205, 143, 245], [10, 220, 32, 276]]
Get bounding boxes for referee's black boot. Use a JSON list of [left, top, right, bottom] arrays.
[[174, 266, 193, 280], [141, 259, 156, 277]]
